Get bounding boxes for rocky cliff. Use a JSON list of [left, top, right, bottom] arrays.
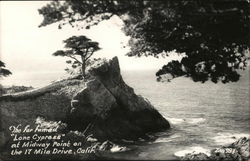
[[0, 57, 170, 149]]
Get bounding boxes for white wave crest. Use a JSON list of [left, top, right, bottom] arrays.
[[174, 146, 211, 157], [110, 145, 127, 153], [168, 118, 185, 124], [154, 137, 171, 143], [187, 118, 206, 124], [212, 132, 250, 145], [154, 134, 181, 143], [167, 117, 206, 125]]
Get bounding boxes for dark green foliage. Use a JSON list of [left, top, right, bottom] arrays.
[[39, 0, 249, 83], [0, 61, 12, 77]]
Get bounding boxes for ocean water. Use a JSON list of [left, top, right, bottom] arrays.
[[1, 68, 249, 160], [117, 68, 250, 160]]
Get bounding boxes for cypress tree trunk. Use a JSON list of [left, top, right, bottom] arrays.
[[82, 62, 85, 78], [81, 56, 86, 79]]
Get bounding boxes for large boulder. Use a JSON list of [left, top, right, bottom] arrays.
[[0, 57, 170, 148]]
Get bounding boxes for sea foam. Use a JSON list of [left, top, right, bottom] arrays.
[[167, 117, 206, 125], [168, 118, 185, 124], [187, 118, 206, 124], [212, 132, 250, 145], [174, 146, 211, 157], [110, 145, 127, 153], [154, 134, 180, 143]]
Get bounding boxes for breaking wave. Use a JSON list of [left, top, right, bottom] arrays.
[[212, 132, 250, 145], [167, 117, 206, 125], [174, 146, 211, 157]]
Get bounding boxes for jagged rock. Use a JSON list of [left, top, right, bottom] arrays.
[[67, 57, 170, 140], [181, 137, 250, 161], [156, 74, 173, 82], [210, 147, 242, 161], [97, 140, 126, 153], [98, 140, 114, 151], [210, 137, 250, 161], [0, 57, 170, 149], [181, 152, 210, 161], [232, 137, 249, 158]]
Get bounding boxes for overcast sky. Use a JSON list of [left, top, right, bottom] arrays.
[[0, 1, 180, 86]]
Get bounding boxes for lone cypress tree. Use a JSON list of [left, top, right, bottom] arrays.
[[52, 36, 101, 78]]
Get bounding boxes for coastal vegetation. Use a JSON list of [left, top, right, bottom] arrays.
[[52, 36, 101, 78], [39, 0, 249, 83], [0, 1, 249, 160], [0, 61, 13, 95], [0, 61, 11, 78]]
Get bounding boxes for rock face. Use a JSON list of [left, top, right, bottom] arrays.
[[181, 137, 250, 161], [210, 137, 250, 161], [0, 57, 170, 148], [181, 152, 210, 161]]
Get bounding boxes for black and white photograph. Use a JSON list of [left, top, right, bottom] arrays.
[[0, 1, 249, 161]]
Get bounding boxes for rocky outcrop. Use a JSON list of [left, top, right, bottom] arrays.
[[0, 57, 170, 149], [181, 152, 210, 161], [181, 137, 250, 161], [210, 137, 250, 161]]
